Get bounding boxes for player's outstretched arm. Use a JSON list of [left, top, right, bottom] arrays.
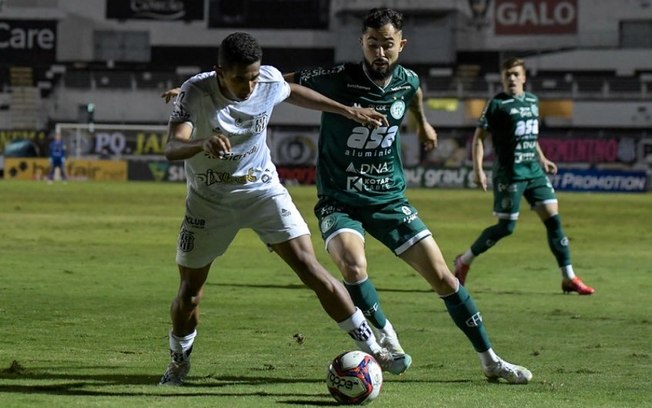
[[472, 127, 489, 191], [286, 83, 388, 127], [408, 87, 437, 151]]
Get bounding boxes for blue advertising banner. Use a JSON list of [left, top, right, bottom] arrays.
[[550, 168, 648, 193]]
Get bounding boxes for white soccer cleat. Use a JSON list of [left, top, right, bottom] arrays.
[[377, 324, 406, 356], [159, 352, 191, 386], [483, 359, 532, 384], [373, 348, 412, 375]]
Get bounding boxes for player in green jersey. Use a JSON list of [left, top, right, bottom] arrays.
[[286, 8, 532, 383], [453, 57, 595, 296]]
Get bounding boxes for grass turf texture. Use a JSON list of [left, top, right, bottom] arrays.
[[0, 180, 650, 407]]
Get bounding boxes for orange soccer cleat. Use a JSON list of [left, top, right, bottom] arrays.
[[561, 276, 595, 295]]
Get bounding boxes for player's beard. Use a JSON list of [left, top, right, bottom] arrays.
[[363, 58, 397, 82]]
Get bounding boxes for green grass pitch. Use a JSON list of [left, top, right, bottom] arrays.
[[0, 180, 650, 407]]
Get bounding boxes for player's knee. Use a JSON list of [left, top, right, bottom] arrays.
[[339, 262, 367, 283], [496, 219, 517, 238]]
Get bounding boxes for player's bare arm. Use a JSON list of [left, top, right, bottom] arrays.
[[408, 87, 437, 151], [472, 127, 489, 191], [283, 72, 296, 84], [165, 122, 231, 161], [536, 141, 558, 175], [286, 82, 388, 127]]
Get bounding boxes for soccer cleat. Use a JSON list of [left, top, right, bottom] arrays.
[[562, 277, 595, 295], [483, 359, 532, 384], [159, 351, 191, 386], [454, 254, 470, 285], [375, 321, 406, 356], [373, 348, 412, 375], [378, 330, 406, 356]]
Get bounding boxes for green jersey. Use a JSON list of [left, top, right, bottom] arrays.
[[296, 63, 419, 206], [479, 91, 544, 181]]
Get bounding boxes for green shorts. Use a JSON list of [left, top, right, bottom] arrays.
[[493, 175, 558, 220], [314, 196, 431, 255]]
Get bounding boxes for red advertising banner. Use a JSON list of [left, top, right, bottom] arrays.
[[494, 0, 578, 35]]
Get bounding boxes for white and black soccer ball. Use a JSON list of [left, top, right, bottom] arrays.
[[326, 350, 383, 405]]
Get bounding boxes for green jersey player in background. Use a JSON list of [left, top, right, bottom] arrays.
[[453, 57, 595, 295], [286, 8, 532, 383]]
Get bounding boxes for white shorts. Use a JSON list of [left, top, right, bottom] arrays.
[[175, 187, 310, 268]]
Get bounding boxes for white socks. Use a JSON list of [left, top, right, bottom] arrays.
[[338, 308, 382, 354], [561, 265, 576, 280], [478, 348, 500, 368], [169, 329, 197, 355]]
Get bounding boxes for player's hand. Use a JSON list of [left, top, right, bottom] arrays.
[[161, 87, 181, 103], [418, 122, 438, 151], [474, 169, 488, 192], [202, 133, 231, 159], [541, 158, 558, 175], [349, 107, 389, 127]]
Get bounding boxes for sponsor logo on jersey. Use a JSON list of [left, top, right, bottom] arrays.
[[347, 83, 371, 91], [346, 126, 398, 152], [346, 161, 391, 175], [390, 100, 406, 120], [346, 175, 391, 193], [203, 144, 259, 161], [196, 168, 257, 185], [299, 65, 345, 82]]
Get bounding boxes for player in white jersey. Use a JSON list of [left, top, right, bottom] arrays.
[[159, 32, 408, 386]]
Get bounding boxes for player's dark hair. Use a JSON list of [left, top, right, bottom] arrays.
[[218, 32, 263, 68], [362, 7, 404, 32], [501, 57, 525, 72]]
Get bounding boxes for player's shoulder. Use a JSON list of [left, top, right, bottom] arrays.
[[394, 65, 420, 89], [257, 65, 284, 83], [523, 91, 539, 103], [396, 65, 419, 79], [182, 71, 216, 95]]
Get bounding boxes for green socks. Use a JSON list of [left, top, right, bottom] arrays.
[[344, 278, 387, 329], [544, 214, 571, 267], [442, 285, 492, 352]]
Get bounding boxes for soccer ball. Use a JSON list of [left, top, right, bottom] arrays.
[[326, 350, 383, 405]]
